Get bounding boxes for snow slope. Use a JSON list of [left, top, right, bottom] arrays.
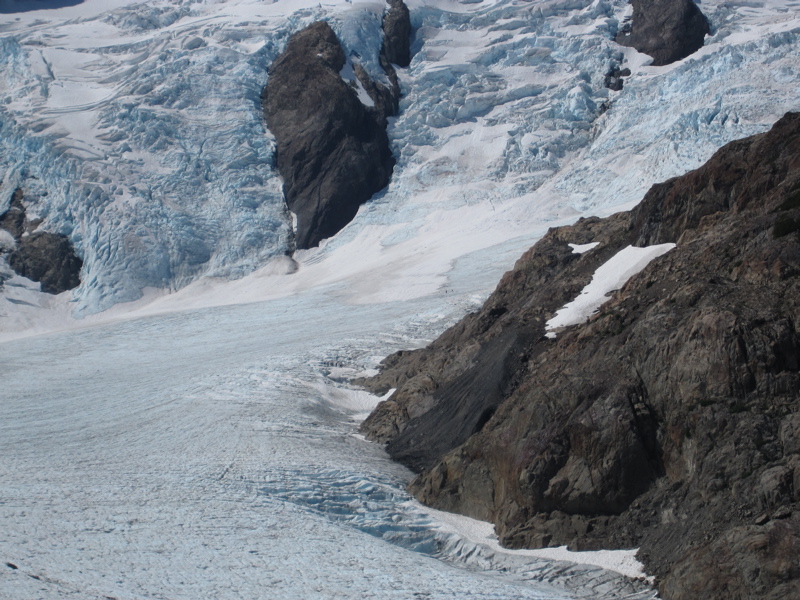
[[0, 0, 798, 327]]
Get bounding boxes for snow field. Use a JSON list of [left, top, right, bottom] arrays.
[[420, 505, 651, 582]]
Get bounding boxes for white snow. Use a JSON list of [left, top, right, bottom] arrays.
[[569, 242, 600, 254], [314, 382, 395, 422], [547, 244, 675, 334], [340, 60, 376, 107], [0, 229, 14, 251], [421, 505, 652, 582]]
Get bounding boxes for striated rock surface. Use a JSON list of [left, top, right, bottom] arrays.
[[615, 0, 709, 66], [0, 188, 82, 294], [263, 18, 402, 250], [360, 113, 800, 599]]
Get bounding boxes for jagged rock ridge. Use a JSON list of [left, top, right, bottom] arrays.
[[0, 188, 82, 294], [263, 2, 411, 250], [359, 113, 800, 600], [616, 0, 710, 66]]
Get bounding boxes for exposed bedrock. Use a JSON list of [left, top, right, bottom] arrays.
[[615, 0, 710, 66], [382, 0, 411, 68], [0, 189, 27, 239], [263, 17, 404, 250], [359, 113, 800, 599], [0, 188, 82, 294], [604, 65, 631, 91]]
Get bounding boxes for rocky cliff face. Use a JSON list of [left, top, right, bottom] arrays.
[[616, 0, 709, 66], [359, 113, 800, 600], [382, 0, 411, 68], [0, 188, 82, 294], [263, 5, 410, 250]]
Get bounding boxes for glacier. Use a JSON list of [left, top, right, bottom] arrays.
[[0, 0, 798, 319], [1, 0, 799, 598], [0, 288, 658, 599]]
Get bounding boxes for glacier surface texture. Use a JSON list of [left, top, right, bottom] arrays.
[[1, 0, 799, 598]]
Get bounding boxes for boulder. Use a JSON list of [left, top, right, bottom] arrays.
[[9, 232, 83, 294], [604, 65, 631, 91], [0, 188, 26, 239]]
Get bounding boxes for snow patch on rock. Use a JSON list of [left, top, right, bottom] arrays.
[[546, 243, 675, 334], [569, 241, 600, 254]]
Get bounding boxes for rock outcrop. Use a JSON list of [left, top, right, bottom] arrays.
[[359, 113, 800, 599], [0, 189, 27, 239], [382, 0, 411, 68], [604, 65, 631, 91], [0, 188, 82, 294], [615, 0, 710, 66], [263, 7, 410, 250]]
